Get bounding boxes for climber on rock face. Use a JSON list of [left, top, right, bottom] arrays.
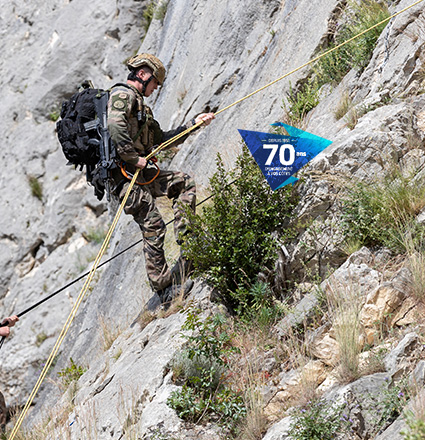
[[107, 53, 215, 305], [0, 315, 19, 433]]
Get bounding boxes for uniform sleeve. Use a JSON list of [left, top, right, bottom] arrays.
[[157, 118, 200, 150], [107, 90, 139, 165]]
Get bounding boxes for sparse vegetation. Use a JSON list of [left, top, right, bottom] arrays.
[[334, 91, 353, 120], [402, 392, 425, 440], [143, 1, 156, 32], [287, 398, 351, 440], [57, 358, 87, 387], [327, 280, 362, 383], [340, 165, 425, 253], [83, 226, 108, 244], [168, 308, 246, 435], [99, 315, 123, 351], [48, 109, 60, 122], [143, 0, 169, 31], [315, 0, 390, 85], [155, 0, 169, 23], [35, 332, 48, 347], [283, 0, 390, 125], [370, 379, 409, 434], [283, 78, 321, 126], [28, 175, 43, 201]]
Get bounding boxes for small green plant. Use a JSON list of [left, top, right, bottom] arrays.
[[155, 0, 169, 23], [402, 415, 425, 440], [370, 379, 409, 434], [402, 393, 425, 440], [288, 398, 351, 440], [143, 1, 156, 32], [181, 146, 295, 311], [49, 109, 60, 122], [83, 227, 108, 244], [283, 78, 321, 126], [57, 358, 87, 387], [143, 0, 168, 31], [315, 0, 390, 85], [167, 308, 246, 434], [35, 332, 48, 347], [233, 281, 285, 328], [28, 175, 43, 201]]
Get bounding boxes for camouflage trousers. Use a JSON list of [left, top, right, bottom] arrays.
[[0, 391, 6, 432], [119, 166, 196, 291]]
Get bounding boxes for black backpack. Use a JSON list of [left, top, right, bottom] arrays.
[[56, 81, 119, 200], [57, 84, 103, 167]]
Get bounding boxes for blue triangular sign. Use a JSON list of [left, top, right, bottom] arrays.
[[238, 123, 332, 190]]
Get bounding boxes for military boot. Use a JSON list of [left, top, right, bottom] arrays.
[[171, 253, 194, 286], [158, 279, 194, 304]]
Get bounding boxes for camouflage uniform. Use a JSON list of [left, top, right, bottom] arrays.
[[0, 391, 6, 432], [108, 84, 197, 291]]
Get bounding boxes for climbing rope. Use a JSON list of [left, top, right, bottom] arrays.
[[8, 0, 424, 436]]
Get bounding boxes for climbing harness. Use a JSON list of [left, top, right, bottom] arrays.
[[119, 157, 160, 186], [8, 0, 424, 437]]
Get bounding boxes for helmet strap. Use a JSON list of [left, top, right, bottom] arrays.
[[135, 74, 154, 95]]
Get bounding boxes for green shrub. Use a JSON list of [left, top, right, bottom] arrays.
[[143, 1, 156, 32], [340, 167, 425, 253], [233, 281, 285, 327], [167, 308, 245, 434], [315, 0, 390, 85], [288, 398, 351, 440], [181, 146, 295, 310], [284, 78, 321, 125], [57, 358, 87, 387]]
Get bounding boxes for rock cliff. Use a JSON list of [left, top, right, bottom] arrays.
[[0, 0, 425, 439]]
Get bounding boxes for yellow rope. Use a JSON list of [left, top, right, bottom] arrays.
[[9, 0, 423, 436], [8, 170, 140, 438], [146, 0, 424, 161], [214, 0, 425, 116]]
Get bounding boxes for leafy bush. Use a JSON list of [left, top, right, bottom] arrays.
[[181, 146, 295, 310], [340, 168, 425, 253], [233, 281, 285, 326], [57, 357, 87, 387], [288, 398, 351, 440], [284, 78, 321, 125], [315, 0, 390, 85], [167, 308, 246, 434]]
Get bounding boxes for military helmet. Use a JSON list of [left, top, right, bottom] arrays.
[[127, 53, 166, 85]]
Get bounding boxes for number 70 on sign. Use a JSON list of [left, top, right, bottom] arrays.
[[263, 144, 306, 166]]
